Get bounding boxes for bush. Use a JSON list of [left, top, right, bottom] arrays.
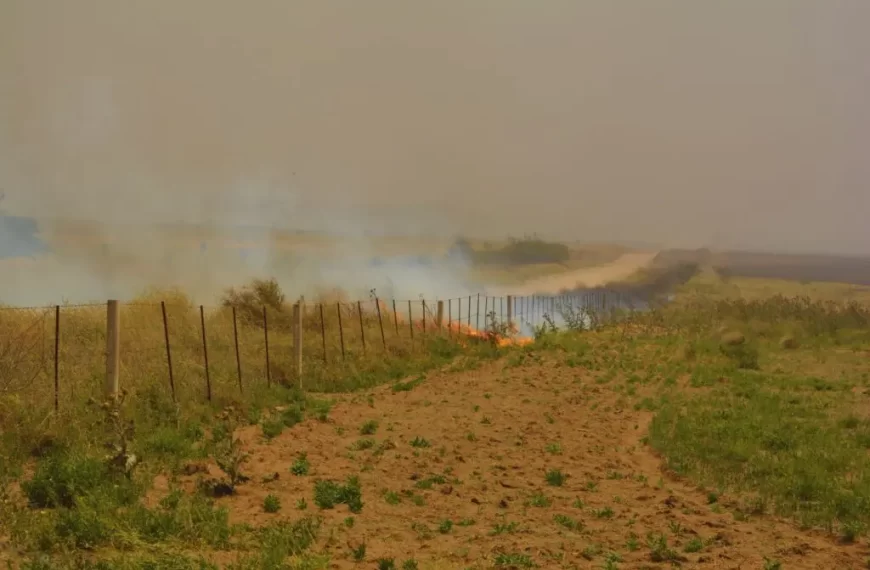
[[720, 342, 760, 370], [313, 477, 363, 513], [452, 235, 571, 266], [221, 278, 287, 327], [22, 451, 131, 509]]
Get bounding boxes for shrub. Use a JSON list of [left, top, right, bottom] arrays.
[[221, 278, 287, 327], [22, 450, 134, 509], [313, 477, 363, 513]]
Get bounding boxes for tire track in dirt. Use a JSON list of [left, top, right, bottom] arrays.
[[182, 354, 867, 569]]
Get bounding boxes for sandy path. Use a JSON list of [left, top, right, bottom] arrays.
[[172, 352, 866, 569], [496, 251, 658, 296]]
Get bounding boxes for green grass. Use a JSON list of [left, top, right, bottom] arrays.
[[4, 277, 870, 565], [313, 477, 363, 513]]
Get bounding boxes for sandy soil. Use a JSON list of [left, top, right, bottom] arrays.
[[174, 353, 866, 569], [497, 252, 658, 297]]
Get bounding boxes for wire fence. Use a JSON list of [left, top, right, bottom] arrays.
[[0, 290, 635, 417]]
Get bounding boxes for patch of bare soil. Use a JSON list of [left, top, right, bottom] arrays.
[[184, 356, 868, 569]]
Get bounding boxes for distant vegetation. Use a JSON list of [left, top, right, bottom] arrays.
[[450, 235, 571, 265]]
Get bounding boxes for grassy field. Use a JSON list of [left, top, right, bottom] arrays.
[[2, 276, 870, 568]]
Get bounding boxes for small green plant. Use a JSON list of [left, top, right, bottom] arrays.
[[491, 521, 520, 535], [763, 558, 782, 570], [261, 418, 284, 440], [410, 436, 431, 448], [581, 544, 602, 560], [545, 442, 563, 455], [841, 520, 866, 543], [647, 533, 679, 563], [553, 514, 583, 532], [297, 498, 308, 510], [438, 519, 453, 534], [545, 469, 567, 487], [684, 537, 703, 553], [401, 560, 419, 570], [290, 453, 310, 476], [384, 491, 401, 505], [528, 492, 551, 507], [353, 438, 376, 451], [602, 552, 622, 570], [263, 494, 281, 513], [376, 558, 397, 570], [593, 506, 614, 519], [493, 553, 535, 568], [313, 477, 363, 513], [360, 420, 379, 435], [351, 542, 366, 562]]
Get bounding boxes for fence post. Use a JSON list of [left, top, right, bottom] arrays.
[[408, 300, 414, 340], [507, 295, 513, 331], [319, 303, 327, 363], [436, 300, 444, 331], [54, 305, 60, 412], [161, 301, 176, 401], [263, 306, 272, 387], [200, 305, 212, 402], [447, 299, 452, 336], [293, 301, 303, 387], [375, 297, 386, 350], [476, 293, 480, 331], [337, 303, 346, 359], [232, 306, 243, 394], [357, 301, 366, 353], [105, 300, 120, 399]]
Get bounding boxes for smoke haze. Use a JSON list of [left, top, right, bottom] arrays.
[[1, 1, 869, 304]]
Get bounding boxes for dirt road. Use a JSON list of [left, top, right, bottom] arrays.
[[180, 353, 865, 569], [496, 251, 658, 296]]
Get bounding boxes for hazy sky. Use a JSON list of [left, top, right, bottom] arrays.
[[1, 0, 868, 255]]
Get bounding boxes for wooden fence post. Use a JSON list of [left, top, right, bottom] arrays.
[[161, 301, 176, 401], [319, 303, 327, 363], [54, 305, 60, 412], [337, 303, 346, 359], [263, 306, 272, 387], [232, 306, 243, 394], [507, 295, 513, 331], [436, 300, 444, 331], [375, 297, 386, 350], [105, 300, 120, 398], [293, 301, 303, 386], [200, 305, 211, 402]]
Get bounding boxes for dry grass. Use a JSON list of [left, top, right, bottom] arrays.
[[4, 273, 870, 569], [682, 270, 870, 304]]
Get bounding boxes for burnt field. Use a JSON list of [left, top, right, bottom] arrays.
[[654, 249, 870, 286]]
